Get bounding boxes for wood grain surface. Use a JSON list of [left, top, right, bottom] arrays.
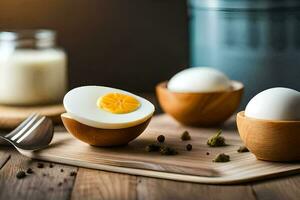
[[0, 151, 10, 169], [71, 169, 137, 200], [1, 143, 300, 199], [18, 115, 300, 184], [0, 147, 77, 200], [136, 177, 256, 200], [252, 175, 300, 200]]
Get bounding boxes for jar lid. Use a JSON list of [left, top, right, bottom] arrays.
[[0, 29, 56, 48], [189, 0, 300, 10], [0, 29, 55, 41]]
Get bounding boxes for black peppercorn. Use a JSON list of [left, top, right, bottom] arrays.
[[26, 168, 33, 174], [16, 171, 26, 179], [157, 135, 165, 143], [49, 163, 54, 168], [186, 144, 192, 151]]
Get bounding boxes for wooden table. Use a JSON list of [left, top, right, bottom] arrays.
[[0, 146, 299, 200], [0, 94, 299, 200]]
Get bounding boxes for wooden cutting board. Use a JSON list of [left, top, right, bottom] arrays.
[[19, 115, 300, 184], [0, 104, 65, 130]]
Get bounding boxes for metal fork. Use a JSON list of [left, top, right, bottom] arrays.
[[0, 114, 54, 150]]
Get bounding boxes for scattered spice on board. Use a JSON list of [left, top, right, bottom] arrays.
[[49, 163, 54, 168], [37, 163, 44, 168], [186, 144, 192, 151], [26, 168, 33, 174], [60, 169, 64, 172], [70, 171, 77, 177], [237, 146, 249, 153], [207, 130, 226, 147], [213, 153, 230, 162], [181, 131, 191, 141], [145, 143, 161, 152], [58, 182, 63, 187], [160, 146, 178, 155], [16, 171, 26, 179], [206, 152, 210, 155], [157, 135, 165, 143], [145, 142, 178, 156]]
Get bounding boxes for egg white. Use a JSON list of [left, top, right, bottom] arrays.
[[167, 67, 231, 93], [63, 86, 155, 129], [245, 87, 300, 121]]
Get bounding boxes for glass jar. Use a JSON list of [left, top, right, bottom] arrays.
[[0, 30, 67, 105]]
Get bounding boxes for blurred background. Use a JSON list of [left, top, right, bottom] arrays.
[[0, 0, 188, 92], [1, 0, 300, 106]]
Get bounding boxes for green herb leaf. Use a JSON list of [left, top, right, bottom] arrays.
[[213, 153, 230, 162], [181, 131, 191, 141], [207, 130, 226, 147]]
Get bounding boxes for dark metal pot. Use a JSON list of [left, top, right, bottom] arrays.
[[189, 0, 300, 107]]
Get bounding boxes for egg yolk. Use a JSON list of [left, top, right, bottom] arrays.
[[97, 93, 141, 114]]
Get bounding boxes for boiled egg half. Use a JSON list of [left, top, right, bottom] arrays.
[[63, 86, 155, 129]]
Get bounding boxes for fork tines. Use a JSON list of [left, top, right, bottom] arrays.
[[5, 114, 46, 143]]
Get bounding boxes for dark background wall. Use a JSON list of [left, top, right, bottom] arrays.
[[0, 0, 189, 92]]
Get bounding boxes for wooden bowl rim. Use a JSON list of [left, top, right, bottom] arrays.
[[156, 80, 244, 95], [237, 111, 300, 124]]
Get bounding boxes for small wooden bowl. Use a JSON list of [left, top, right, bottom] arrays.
[[156, 81, 244, 126], [61, 113, 151, 147], [237, 111, 300, 161]]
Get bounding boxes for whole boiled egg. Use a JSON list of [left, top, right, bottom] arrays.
[[156, 66, 244, 126], [245, 87, 300, 121], [167, 67, 231, 92], [63, 86, 155, 129]]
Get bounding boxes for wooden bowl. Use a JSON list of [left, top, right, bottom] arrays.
[[156, 81, 243, 126], [236, 111, 300, 161], [61, 113, 151, 147]]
